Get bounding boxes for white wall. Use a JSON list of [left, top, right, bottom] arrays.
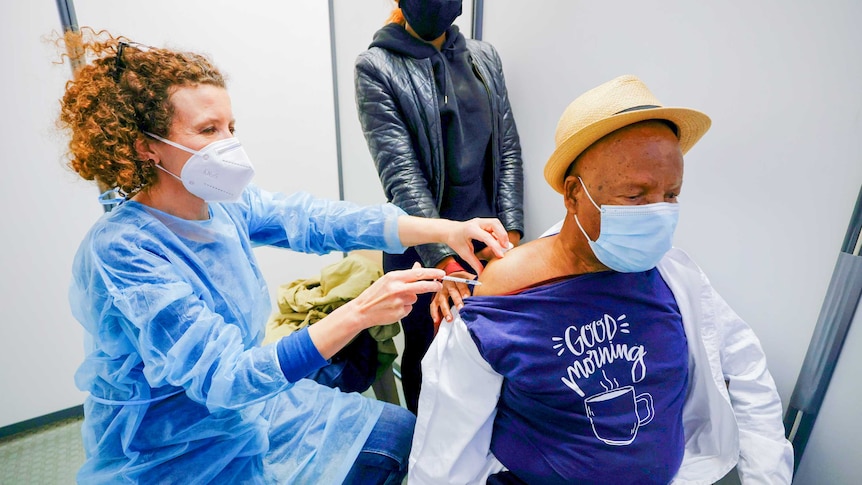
[[0, 1, 99, 427], [481, 0, 862, 409], [794, 299, 862, 482], [0, 0, 339, 426], [334, 0, 395, 207]]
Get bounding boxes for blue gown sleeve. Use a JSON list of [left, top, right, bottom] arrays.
[[238, 184, 408, 254], [86, 228, 293, 412], [276, 327, 328, 382], [75, 185, 408, 413]]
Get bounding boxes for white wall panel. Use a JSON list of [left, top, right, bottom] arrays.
[[794, 301, 862, 482], [0, 1, 96, 427], [334, 0, 395, 206]]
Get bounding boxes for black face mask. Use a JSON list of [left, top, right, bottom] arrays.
[[400, 0, 463, 41]]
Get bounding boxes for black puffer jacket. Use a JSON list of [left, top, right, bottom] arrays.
[[355, 28, 524, 268]]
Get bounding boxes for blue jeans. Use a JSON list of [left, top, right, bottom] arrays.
[[342, 403, 416, 485]]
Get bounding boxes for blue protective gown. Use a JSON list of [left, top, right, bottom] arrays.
[[70, 184, 407, 484]]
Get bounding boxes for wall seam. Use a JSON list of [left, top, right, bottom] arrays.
[[328, 0, 345, 201]]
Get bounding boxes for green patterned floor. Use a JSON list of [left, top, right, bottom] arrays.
[[0, 417, 84, 485]]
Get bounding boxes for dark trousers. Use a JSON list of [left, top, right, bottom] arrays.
[[384, 247, 436, 414]]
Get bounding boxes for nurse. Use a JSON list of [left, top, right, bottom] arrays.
[[56, 30, 509, 484]]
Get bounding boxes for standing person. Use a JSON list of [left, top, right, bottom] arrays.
[[409, 75, 793, 484], [57, 29, 510, 485], [355, 0, 524, 413]]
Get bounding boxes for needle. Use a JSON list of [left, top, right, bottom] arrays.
[[441, 275, 482, 286]]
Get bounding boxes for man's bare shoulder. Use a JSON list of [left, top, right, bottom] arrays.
[[475, 237, 557, 296]]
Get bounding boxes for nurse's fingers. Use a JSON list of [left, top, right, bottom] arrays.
[[445, 218, 509, 275]]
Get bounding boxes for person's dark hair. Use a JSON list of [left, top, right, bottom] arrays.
[[564, 119, 679, 178], [56, 28, 226, 196]]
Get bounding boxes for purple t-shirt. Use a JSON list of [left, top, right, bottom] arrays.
[[463, 269, 688, 485]]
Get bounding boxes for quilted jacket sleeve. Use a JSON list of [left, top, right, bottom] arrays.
[[355, 44, 525, 266], [474, 41, 524, 237], [354, 48, 453, 267]]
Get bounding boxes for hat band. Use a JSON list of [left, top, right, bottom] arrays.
[[614, 104, 661, 114]]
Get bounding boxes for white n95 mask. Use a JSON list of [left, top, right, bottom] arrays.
[[145, 132, 255, 202], [574, 177, 679, 273]]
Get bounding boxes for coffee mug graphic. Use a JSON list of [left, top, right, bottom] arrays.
[[584, 385, 654, 445]]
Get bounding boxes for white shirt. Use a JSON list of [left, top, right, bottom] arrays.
[[409, 248, 793, 484]]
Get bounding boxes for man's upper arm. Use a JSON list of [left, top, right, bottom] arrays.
[[410, 313, 504, 484], [711, 286, 794, 483]]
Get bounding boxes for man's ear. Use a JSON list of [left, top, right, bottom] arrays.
[[135, 136, 158, 164], [562, 175, 580, 214]]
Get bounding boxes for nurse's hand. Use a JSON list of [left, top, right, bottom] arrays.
[[475, 230, 519, 262], [442, 218, 509, 275], [311, 263, 443, 359], [397, 216, 509, 276], [350, 263, 444, 329]]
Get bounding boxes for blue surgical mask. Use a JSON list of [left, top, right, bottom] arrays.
[[573, 177, 679, 273]]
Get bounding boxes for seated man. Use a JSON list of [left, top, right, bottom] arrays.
[[408, 75, 793, 484]]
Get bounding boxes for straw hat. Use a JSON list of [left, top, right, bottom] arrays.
[[544, 75, 711, 193]]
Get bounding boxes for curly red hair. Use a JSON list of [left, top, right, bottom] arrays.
[[56, 28, 226, 196]]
